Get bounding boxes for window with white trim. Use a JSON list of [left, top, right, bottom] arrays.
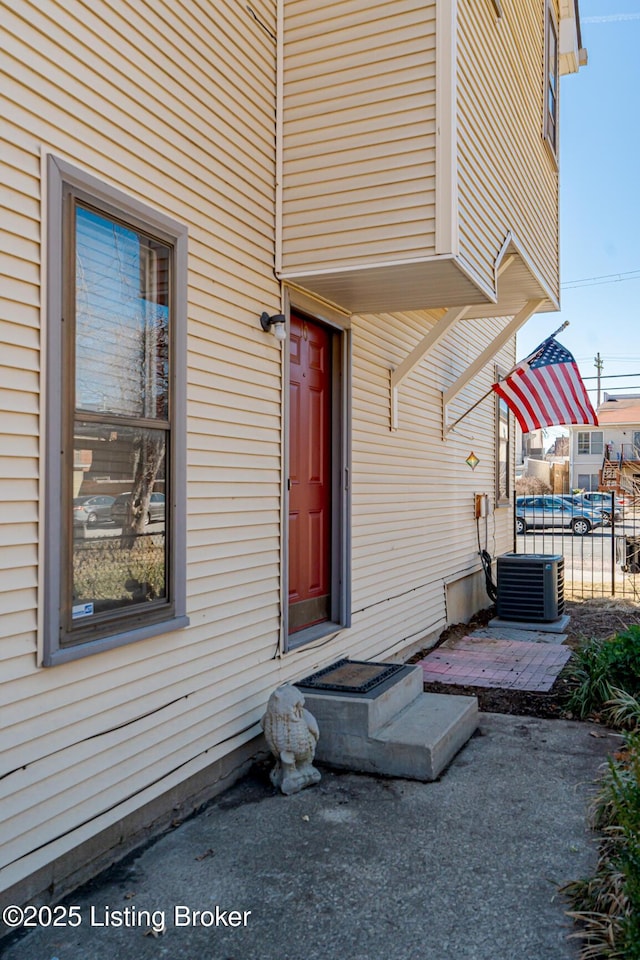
[[577, 474, 600, 492], [44, 157, 188, 665], [577, 431, 603, 456]]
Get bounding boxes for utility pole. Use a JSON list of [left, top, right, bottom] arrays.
[[594, 352, 603, 407]]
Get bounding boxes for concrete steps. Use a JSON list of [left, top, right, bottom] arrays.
[[298, 665, 478, 782], [375, 693, 479, 780]]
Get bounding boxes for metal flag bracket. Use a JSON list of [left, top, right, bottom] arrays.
[[442, 316, 570, 437]]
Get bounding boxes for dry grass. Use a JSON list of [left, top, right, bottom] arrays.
[[562, 753, 640, 959], [564, 597, 640, 647], [565, 583, 640, 603]]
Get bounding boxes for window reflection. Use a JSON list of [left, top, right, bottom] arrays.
[[496, 377, 510, 504], [72, 423, 167, 617], [75, 206, 170, 420]]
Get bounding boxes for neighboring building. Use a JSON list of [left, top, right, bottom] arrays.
[[569, 394, 640, 494], [1, 1, 585, 908], [549, 435, 569, 458], [515, 427, 569, 493], [525, 429, 547, 460]]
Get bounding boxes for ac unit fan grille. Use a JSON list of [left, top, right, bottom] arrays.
[[496, 554, 564, 622]]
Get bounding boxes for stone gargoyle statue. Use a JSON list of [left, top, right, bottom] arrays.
[[261, 683, 321, 796]]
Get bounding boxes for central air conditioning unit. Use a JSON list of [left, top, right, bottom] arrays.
[[496, 553, 564, 622]]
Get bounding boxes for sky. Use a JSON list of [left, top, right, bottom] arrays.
[[515, 1, 640, 420]]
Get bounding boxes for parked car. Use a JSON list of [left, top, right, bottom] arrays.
[[73, 494, 115, 526], [515, 495, 605, 536], [578, 491, 626, 521], [111, 492, 165, 526], [559, 493, 623, 525]]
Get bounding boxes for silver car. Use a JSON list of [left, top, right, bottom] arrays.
[[111, 492, 165, 526], [559, 493, 622, 526], [73, 494, 116, 526], [516, 495, 604, 536]]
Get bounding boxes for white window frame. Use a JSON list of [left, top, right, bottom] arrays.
[[577, 473, 599, 493], [577, 430, 603, 456], [43, 156, 189, 666]]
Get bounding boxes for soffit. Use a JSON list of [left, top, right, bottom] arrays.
[[280, 250, 554, 320]]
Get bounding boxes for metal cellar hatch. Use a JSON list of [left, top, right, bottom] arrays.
[[496, 553, 564, 623], [296, 658, 406, 695]]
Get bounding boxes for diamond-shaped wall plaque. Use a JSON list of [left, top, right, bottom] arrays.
[[466, 451, 480, 470]]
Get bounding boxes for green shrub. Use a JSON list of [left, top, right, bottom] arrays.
[[563, 721, 640, 959], [568, 627, 640, 721], [564, 627, 640, 957]]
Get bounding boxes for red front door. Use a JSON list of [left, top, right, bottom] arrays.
[[288, 313, 332, 633]]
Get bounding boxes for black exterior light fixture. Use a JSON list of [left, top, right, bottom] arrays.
[[260, 312, 287, 341]]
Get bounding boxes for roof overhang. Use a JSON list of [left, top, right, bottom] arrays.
[[559, 0, 588, 75], [279, 235, 556, 321], [382, 233, 559, 431]]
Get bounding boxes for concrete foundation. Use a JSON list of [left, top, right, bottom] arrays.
[[446, 567, 492, 624]]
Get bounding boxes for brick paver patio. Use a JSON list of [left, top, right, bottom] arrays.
[[419, 635, 572, 691]]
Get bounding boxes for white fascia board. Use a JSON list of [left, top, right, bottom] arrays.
[[559, 0, 585, 75]]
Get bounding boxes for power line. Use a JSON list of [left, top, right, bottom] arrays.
[[561, 268, 640, 290], [582, 371, 640, 381], [595, 383, 640, 389]]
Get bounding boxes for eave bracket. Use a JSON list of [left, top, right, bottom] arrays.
[[441, 299, 544, 436], [390, 306, 470, 431]]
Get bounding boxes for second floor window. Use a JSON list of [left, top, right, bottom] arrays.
[[577, 431, 603, 456], [544, 4, 559, 156]]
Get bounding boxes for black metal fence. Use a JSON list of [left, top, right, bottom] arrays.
[[514, 492, 640, 601]]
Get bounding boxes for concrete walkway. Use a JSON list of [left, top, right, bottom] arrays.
[[2, 714, 618, 960]]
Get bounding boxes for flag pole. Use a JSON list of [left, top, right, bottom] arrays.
[[444, 320, 571, 434]]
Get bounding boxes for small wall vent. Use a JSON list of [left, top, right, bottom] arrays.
[[496, 553, 564, 622]]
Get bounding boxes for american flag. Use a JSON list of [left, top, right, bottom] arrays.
[[492, 337, 598, 432]]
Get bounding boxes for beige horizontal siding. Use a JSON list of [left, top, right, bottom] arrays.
[[281, 0, 437, 273], [284, 140, 434, 190], [0, 0, 286, 891], [457, 0, 559, 297], [0, 611, 36, 648], [1, 0, 519, 898], [347, 309, 515, 642]]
